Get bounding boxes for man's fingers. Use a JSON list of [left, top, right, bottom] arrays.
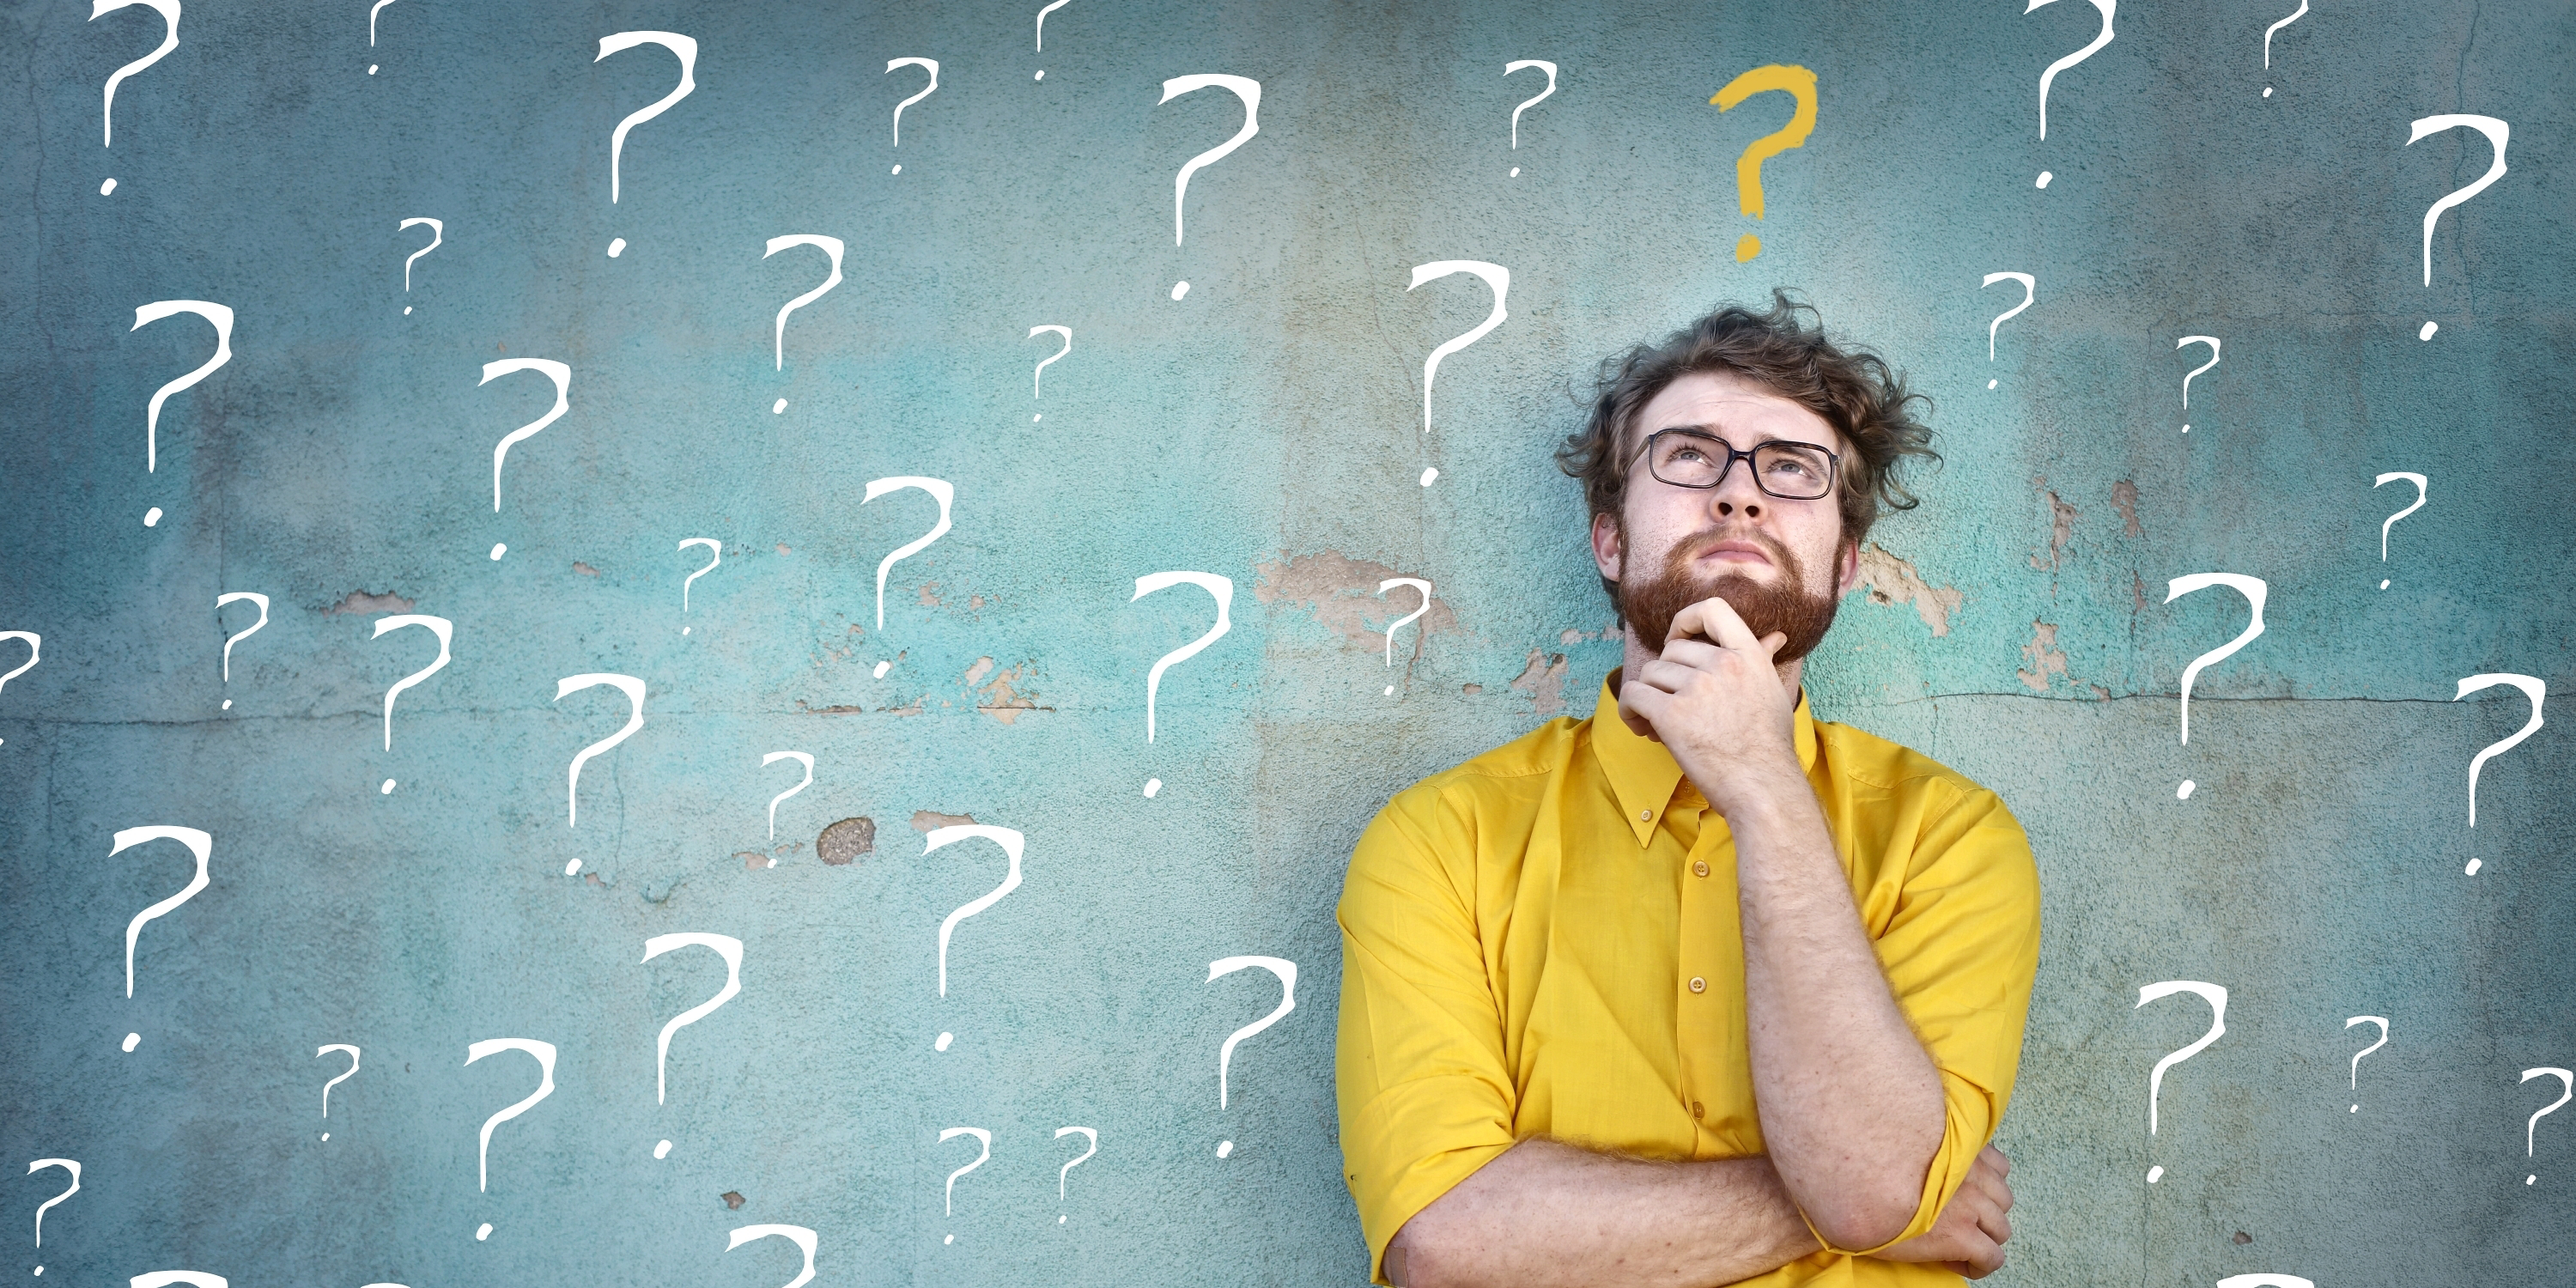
[[1668, 596, 1768, 655], [1615, 682, 1668, 742], [1978, 1201, 2012, 1246]]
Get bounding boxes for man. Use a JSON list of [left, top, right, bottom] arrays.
[[1335, 295, 2039, 1288]]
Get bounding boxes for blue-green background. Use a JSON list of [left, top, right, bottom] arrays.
[[3, 0, 2572, 1284]]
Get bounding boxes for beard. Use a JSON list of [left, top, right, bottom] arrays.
[[1616, 526, 1842, 660]]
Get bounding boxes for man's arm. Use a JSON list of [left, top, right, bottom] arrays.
[[1386, 1139, 1816, 1288], [1620, 597, 1947, 1250]]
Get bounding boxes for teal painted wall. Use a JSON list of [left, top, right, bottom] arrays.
[[3, 0, 2572, 1285]]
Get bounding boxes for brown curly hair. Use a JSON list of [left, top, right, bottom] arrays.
[[1556, 291, 1939, 576]]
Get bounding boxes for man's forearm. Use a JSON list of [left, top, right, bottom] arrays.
[[1388, 1138, 1819, 1288], [1730, 785, 1947, 1249]]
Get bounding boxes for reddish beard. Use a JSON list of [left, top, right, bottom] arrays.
[[1616, 527, 1842, 659]]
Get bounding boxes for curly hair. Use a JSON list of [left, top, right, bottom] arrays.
[[1556, 291, 1939, 565]]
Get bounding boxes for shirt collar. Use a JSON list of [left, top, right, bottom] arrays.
[[1589, 667, 1820, 848]]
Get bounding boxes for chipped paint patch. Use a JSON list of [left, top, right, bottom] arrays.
[[1252, 551, 1458, 655], [1852, 544, 1964, 636], [962, 657, 1048, 723], [2018, 620, 2069, 691], [2111, 479, 2142, 538], [917, 582, 942, 606], [2029, 479, 2078, 569], [322, 590, 416, 615], [912, 811, 976, 831], [573, 562, 600, 576], [1510, 649, 1570, 716]]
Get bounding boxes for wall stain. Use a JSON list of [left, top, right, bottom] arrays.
[[2018, 621, 2069, 691], [961, 657, 1048, 723], [1253, 550, 1458, 656], [2111, 479, 2142, 538], [1853, 544, 1964, 636], [1510, 649, 1570, 716], [912, 811, 976, 831], [321, 590, 416, 615], [2029, 477, 2078, 569]]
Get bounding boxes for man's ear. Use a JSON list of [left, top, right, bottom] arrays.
[[1591, 512, 1624, 584], [1836, 537, 1862, 597]]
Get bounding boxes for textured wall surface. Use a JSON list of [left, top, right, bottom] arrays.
[[3, 0, 2572, 1285]]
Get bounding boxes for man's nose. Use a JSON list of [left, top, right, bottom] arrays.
[[1710, 458, 1765, 519]]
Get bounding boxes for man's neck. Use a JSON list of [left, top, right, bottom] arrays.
[[1619, 629, 1805, 701]]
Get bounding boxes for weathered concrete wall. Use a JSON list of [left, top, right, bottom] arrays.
[[2, 0, 2570, 1285]]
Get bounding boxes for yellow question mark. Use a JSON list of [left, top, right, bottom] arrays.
[[1711, 64, 1818, 262]]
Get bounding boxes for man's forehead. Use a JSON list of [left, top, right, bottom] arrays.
[[1631, 370, 1841, 450]]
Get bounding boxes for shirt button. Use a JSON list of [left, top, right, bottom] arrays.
[[1692, 860, 1710, 878], [1687, 976, 1707, 993], [1640, 809, 1653, 821], [1692, 1100, 1706, 1120]]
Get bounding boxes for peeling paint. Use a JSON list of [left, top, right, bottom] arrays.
[[917, 582, 941, 606], [1852, 544, 1964, 636], [1510, 649, 1570, 716], [2029, 479, 2078, 569], [321, 590, 416, 615], [1461, 683, 1483, 695], [2017, 620, 2069, 691], [2111, 479, 2142, 538], [573, 562, 600, 577], [911, 811, 976, 831], [720, 1192, 744, 1211], [817, 817, 875, 864], [1252, 550, 1458, 655]]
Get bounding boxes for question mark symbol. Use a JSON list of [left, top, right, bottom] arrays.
[[1502, 61, 1556, 178], [1980, 273, 2034, 389], [463, 1037, 557, 1239], [885, 58, 939, 174], [725, 1225, 816, 1288], [2023, 0, 2114, 187], [1129, 572, 1234, 795], [1157, 75, 1261, 301], [1406, 261, 1510, 471], [936, 1127, 992, 1241], [1710, 65, 1817, 262], [760, 235, 843, 414], [1032, 0, 1072, 79], [678, 538, 721, 633], [2216, 1278, 2313, 1288], [2453, 672, 2543, 875], [370, 614, 453, 794], [1207, 955, 1297, 1157], [2260, 0, 2308, 96], [1028, 325, 1072, 422], [2342, 1017, 2385, 1113], [2135, 980, 2227, 1182], [128, 301, 234, 526], [759, 753, 812, 845], [594, 32, 698, 257], [861, 478, 956, 679], [2164, 574, 2267, 800], [479, 359, 571, 560], [641, 933, 744, 1158], [2523, 1067, 2573, 1185], [110, 826, 212, 1053], [213, 592, 265, 709], [398, 218, 440, 314], [2403, 114, 2507, 340], [1051, 1127, 1097, 1223], [88, 0, 179, 195], [27, 1159, 80, 1275], [316, 1044, 359, 1140], [2371, 472, 2426, 589], [1376, 578, 1431, 696], [2175, 336, 2219, 433], [0, 631, 39, 746], [555, 675, 646, 840], [368, 0, 398, 73], [927, 826, 1024, 1052]]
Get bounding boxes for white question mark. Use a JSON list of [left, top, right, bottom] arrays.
[[725, 1225, 816, 1288], [2136, 980, 2227, 1182], [1129, 572, 1234, 770], [1376, 578, 1431, 696], [1208, 956, 1297, 1157], [316, 1044, 359, 1140], [463, 1037, 556, 1238], [27, 1159, 79, 1276], [2453, 672, 2543, 875], [760, 752, 812, 842], [129, 301, 234, 526], [2403, 114, 2507, 340], [88, 0, 179, 195], [2164, 574, 2267, 800], [885, 58, 939, 173], [370, 614, 453, 796], [129, 1273, 223, 1288], [109, 826, 211, 1053], [1979, 272, 2033, 389], [2372, 472, 2426, 589], [398, 218, 440, 314], [678, 538, 720, 633], [1157, 75, 1261, 301], [478, 358, 570, 559], [2175, 336, 2219, 433], [2342, 1017, 2385, 1113], [0, 632, 39, 747], [554, 674, 646, 835], [1033, 0, 1072, 78], [213, 592, 265, 708], [1407, 262, 1510, 480], [2260, 0, 2307, 96], [762, 236, 843, 413], [641, 933, 744, 1158], [2022, 0, 2114, 188], [2523, 1067, 2572, 1185], [595, 32, 697, 257], [2216, 1278, 2313, 1288], [1051, 1127, 1096, 1223], [1502, 61, 1556, 178], [927, 825, 1024, 1052], [1028, 325, 1072, 422], [367, 0, 398, 73], [861, 478, 956, 664], [937, 1127, 991, 1237]]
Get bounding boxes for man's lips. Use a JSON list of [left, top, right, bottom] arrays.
[[1694, 539, 1776, 567]]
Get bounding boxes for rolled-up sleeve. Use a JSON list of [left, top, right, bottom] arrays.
[[1829, 780, 2042, 1257], [1335, 786, 1518, 1285]]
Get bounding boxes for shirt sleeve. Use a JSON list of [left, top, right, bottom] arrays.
[[1335, 783, 1519, 1285], [1829, 778, 2043, 1257]]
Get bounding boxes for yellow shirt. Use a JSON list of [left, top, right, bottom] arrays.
[[1335, 674, 2040, 1287]]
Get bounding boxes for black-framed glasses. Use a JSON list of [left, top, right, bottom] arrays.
[[1628, 428, 1840, 501]]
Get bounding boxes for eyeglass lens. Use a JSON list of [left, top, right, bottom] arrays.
[[1648, 434, 1834, 500]]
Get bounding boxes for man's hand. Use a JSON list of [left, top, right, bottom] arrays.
[[1616, 595, 1801, 815], [1874, 1146, 2014, 1279]]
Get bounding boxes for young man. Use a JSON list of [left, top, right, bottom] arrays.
[[1335, 296, 2040, 1288]]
